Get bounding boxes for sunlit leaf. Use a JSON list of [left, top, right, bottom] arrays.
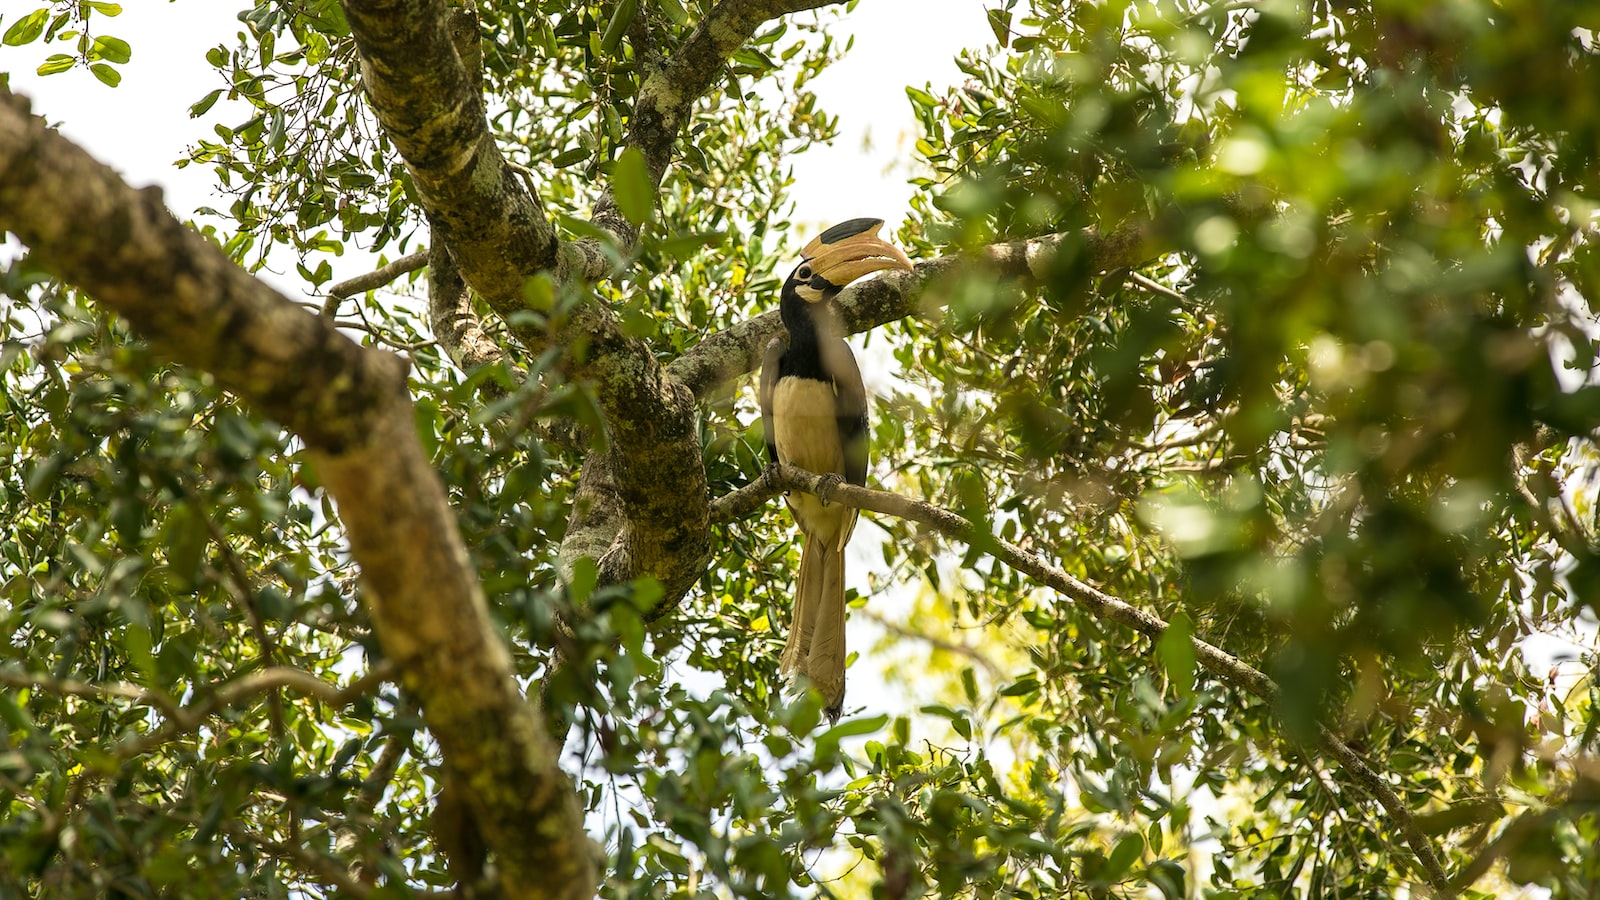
[[611, 145, 654, 226], [3, 8, 48, 46]]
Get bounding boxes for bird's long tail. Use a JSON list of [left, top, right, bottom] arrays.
[[780, 533, 847, 718]]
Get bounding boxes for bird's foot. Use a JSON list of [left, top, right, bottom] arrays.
[[762, 462, 784, 492], [815, 472, 843, 506]]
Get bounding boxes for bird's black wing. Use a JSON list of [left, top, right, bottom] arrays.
[[759, 336, 786, 467], [823, 337, 870, 486]]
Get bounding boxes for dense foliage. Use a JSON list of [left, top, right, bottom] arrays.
[[3, 0, 1599, 898]]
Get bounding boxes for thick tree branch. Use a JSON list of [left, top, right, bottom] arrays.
[[423, 237, 589, 450], [340, 0, 710, 599], [340, 0, 855, 603], [554, 0, 855, 588], [667, 223, 1154, 399], [0, 88, 596, 900], [714, 464, 1457, 897], [1, 123, 389, 452], [339, 0, 565, 304], [426, 230, 509, 380]]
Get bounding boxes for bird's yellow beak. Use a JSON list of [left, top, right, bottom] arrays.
[[802, 218, 914, 288]]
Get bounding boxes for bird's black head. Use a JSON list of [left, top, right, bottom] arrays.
[[781, 218, 914, 313]]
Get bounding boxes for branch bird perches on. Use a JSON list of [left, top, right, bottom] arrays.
[[715, 464, 1458, 897]]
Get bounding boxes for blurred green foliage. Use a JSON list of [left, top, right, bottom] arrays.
[[3, 0, 1600, 897]]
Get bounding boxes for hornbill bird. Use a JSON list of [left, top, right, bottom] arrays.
[[760, 218, 913, 719]]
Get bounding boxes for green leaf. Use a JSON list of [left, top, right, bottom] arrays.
[[753, 22, 786, 46], [0, 691, 34, 730], [205, 45, 227, 67], [90, 63, 121, 86], [305, 1, 349, 36], [786, 692, 822, 737], [658, 0, 688, 27], [1147, 860, 1187, 900], [1156, 612, 1197, 699], [987, 8, 1011, 48], [91, 34, 130, 64], [611, 146, 653, 226], [1104, 832, 1144, 880], [36, 54, 75, 76], [165, 506, 208, 590], [3, 8, 48, 46], [189, 88, 223, 118], [267, 112, 285, 152], [84, 2, 123, 15], [144, 846, 194, 885], [815, 713, 888, 757], [905, 85, 937, 109], [654, 230, 726, 260], [621, 300, 657, 338], [297, 259, 332, 288], [122, 623, 156, 682], [999, 674, 1039, 697], [568, 556, 599, 605], [599, 0, 637, 56], [551, 147, 589, 168]]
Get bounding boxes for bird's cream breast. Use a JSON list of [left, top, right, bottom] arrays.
[[771, 378, 846, 476], [772, 377, 858, 548]]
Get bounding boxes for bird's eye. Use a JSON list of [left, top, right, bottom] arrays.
[[796, 264, 813, 281]]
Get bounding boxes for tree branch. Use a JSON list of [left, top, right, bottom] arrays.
[[426, 228, 509, 380], [325, 249, 430, 307], [338, 0, 565, 305], [667, 223, 1154, 399], [713, 464, 1457, 897], [0, 664, 393, 764], [340, 0, 854, 602], [342, 0, 711, 602], [857, 608, 1005, 680], [0, 87, 597, 900]]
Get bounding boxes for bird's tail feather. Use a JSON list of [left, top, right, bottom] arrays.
[[779, 535, 823, 676], [780, 533, 847, 718]]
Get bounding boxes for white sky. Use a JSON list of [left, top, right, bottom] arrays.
[[786, 0, 987, 232], [5, 2, 247, 226]]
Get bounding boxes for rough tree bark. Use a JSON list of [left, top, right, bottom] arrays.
[[343, 0, 713, 602]]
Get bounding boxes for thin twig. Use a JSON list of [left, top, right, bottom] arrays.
[[186, 480, 287, 739], [360, 705, 418, 809], [323, 250, 430, 312], [858, 607, 1004, 678], [1129, 270, 1189, 303], [226, 821, 380, 899], [0, 663, 395, 767]]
